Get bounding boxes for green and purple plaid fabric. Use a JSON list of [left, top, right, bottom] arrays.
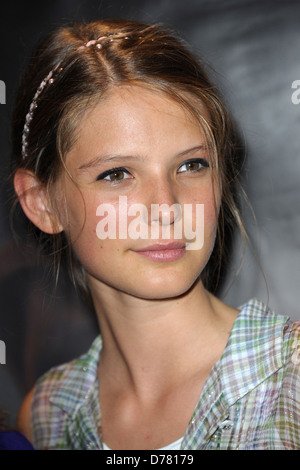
[[31, 298, 300, 450]]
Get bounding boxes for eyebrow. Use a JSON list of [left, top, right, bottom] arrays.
[[77, 144, 208, 171], [77, 154, 145, 171], [176, 144, 208, 158]]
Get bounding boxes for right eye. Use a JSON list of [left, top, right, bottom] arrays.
[[96, 167, 132, 183]]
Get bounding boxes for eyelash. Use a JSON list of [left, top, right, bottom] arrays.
[[96, 158, 209, 183], [96, 167, 131, 182], [177, 158, 209, 173]]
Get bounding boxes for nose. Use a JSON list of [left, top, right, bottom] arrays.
[[145, 177, 182, 229]]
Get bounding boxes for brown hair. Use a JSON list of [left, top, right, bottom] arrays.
[[11, 19, 244, 305]]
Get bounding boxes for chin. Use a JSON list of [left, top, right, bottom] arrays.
[[126, 273, 200, 301]]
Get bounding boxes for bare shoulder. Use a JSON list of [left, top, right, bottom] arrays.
[[16, 386, 36, 441]]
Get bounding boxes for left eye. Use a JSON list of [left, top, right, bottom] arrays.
[[96, 167, 131, 182], [178, 158, 209, 173]]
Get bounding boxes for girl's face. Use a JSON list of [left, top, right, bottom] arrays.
[[57, 86, 221, 300]]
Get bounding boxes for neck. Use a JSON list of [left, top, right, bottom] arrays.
[[89, 277, 238, 401]]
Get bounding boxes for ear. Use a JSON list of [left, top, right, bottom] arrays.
[[13, 169, 64, 234]]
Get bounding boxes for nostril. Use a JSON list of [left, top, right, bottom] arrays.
[[150, 202, 182, 226]]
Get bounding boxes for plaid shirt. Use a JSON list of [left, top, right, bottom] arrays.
[[31, 298, 300, 450]]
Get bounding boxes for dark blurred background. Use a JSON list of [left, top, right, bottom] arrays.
[[0, 0, 299, 426]]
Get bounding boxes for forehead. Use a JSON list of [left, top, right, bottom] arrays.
[[66, 85, 211, 165]]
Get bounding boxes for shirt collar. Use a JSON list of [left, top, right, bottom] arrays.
[[49, 298, 289, 423], [183, 297, 290, 446], [219, 297, 287, 406], [186, 298, 288, 432], [49, 335, 102, 416]]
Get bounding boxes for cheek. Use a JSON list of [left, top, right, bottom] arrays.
[[183, 179, 220, 250], [95, 198, 137, 242], [72, 198, 129, 264], [189, 179, 220, 225]]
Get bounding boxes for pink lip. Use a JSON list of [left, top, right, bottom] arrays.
[[133, 242, 186, 262]]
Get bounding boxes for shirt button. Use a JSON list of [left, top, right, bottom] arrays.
[[219, 419, 233, 431]]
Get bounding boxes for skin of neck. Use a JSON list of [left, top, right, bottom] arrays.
[[88, 275, 238, 402]]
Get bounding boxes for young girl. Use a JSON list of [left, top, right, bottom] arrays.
[[13, 19, 300, 450]]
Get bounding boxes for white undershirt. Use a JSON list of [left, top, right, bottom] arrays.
[[103, 436, 183, 450]]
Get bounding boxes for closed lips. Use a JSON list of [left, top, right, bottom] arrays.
[[134, 242, 186, 252], [132, 242, 186, 261]]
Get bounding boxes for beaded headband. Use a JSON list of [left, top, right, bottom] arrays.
[[21, 31, 131, 160]]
